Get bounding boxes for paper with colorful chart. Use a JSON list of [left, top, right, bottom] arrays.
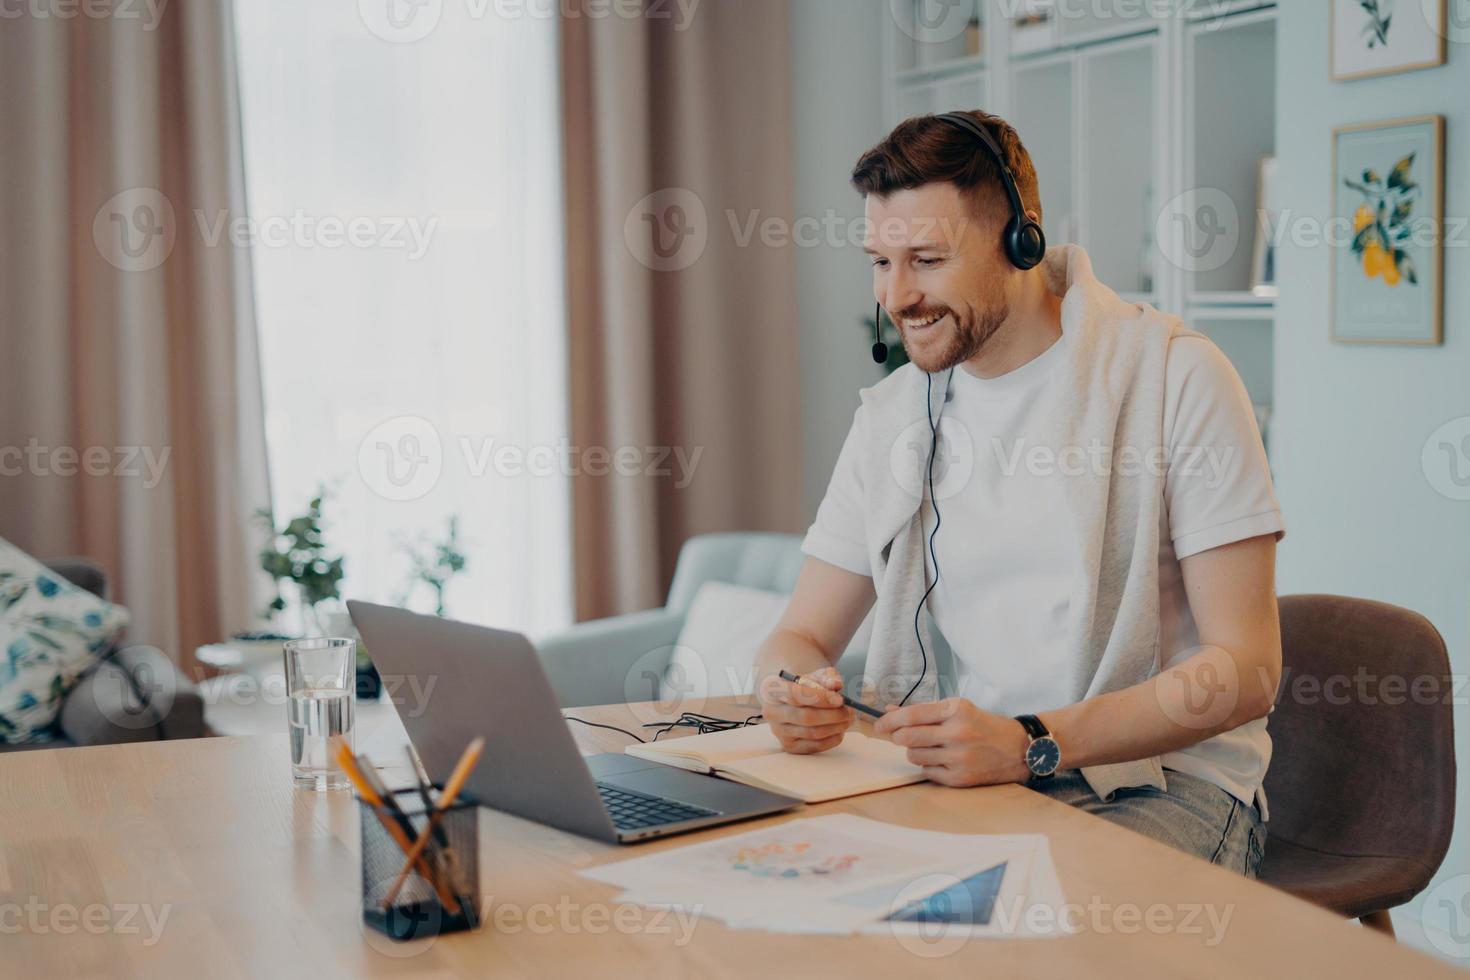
[[580, 814, 1068, 936]]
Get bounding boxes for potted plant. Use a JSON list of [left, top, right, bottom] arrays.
[[396, 516, 468, 618], [254, 490, 378, 698], [256, 489, 346, 636]]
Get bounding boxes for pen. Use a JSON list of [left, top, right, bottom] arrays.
[[778, 670, 884, 719]]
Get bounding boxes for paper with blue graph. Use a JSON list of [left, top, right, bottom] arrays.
[[579, 814, 1070, 937]]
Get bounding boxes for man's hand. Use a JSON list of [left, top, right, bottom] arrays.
[[759, 666, 855, 754], [874, 698, 1032, 787]]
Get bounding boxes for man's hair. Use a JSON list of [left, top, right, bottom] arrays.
[[850, 109, 1042, 227]]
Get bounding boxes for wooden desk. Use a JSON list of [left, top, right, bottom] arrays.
[[0, 696, 1456, 978]]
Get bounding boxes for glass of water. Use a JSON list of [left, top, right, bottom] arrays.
[[284, 637, 356, 791]]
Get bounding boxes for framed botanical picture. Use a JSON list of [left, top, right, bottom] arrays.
[[1331, 115, 1444, 345], [1331, 0, 1447, 81]]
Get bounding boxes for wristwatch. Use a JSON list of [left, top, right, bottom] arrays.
[[1015, 714, 1061, 779]]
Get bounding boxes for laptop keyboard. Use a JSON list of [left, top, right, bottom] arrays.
[[596, 782, 718, 830]]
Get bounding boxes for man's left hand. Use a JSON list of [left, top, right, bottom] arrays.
[[873, 698, 1033, 787]]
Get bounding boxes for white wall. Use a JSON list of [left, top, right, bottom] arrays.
[[790, 0, 889, 519], [1273, 4, 1469, 954]]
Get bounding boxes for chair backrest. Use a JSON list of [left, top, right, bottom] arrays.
[[1264, 595, 1456, 873]]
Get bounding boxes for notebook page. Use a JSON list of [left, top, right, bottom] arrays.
[[719, 733, 924, 803]]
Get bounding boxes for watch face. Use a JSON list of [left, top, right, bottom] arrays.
[[1026, 736, 1061, 777]]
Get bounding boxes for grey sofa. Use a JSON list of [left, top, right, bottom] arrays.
[[0, 558, 206, 753], [536, 532, 956, 708]]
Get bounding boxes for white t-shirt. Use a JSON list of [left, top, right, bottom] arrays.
[[802, 333, 1285, 811]]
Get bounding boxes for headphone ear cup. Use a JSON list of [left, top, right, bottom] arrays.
[[1007, 218, 1046, 270]]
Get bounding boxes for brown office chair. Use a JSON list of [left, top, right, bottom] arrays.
[[1259, 595, 1457, 937]]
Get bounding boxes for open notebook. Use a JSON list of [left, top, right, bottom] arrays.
[[625, 724, 925, 803]]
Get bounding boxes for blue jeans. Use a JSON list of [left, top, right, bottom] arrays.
[[1029, 767, 1266, 878]]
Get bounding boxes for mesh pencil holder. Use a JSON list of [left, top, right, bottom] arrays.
[[359, 789, 481, 941]]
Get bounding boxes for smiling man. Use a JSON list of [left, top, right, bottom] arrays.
[[754, 110, 1284, 877]]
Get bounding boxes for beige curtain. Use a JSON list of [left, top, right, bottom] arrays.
[[561, 0, 803, 620], [0, 3, 270, 673]]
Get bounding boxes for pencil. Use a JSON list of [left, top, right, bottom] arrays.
[[331, 737, 462, 915], [382, 736, 484, 908]]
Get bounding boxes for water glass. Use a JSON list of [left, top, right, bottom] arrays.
[[284, 637, 357, 791]]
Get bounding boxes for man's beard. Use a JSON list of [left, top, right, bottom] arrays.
[[898, 302, 1009, 373]]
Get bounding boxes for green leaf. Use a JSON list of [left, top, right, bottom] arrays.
[[26, 630, 62, 651], [1387, 153, 1416, 190], [1396, 252, 1418, 285], [1361, 168, 1382, 185]]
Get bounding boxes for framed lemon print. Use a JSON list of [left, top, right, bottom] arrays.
[[1332, 115, 1444, 345]]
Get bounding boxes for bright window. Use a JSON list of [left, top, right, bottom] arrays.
[[234, 2, 570, 635]]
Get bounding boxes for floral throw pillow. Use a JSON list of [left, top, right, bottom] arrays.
[[0, 538, 131, 743]]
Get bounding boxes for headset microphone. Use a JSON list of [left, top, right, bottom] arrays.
[[871, 302, 890, 364]]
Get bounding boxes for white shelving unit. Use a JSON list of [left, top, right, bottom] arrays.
[[881, 1, 1279, 436]]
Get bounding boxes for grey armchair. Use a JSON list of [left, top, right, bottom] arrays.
[[0, 558, 206, 753], [537, 532, 954, 708]]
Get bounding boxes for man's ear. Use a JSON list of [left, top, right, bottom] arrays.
[[1025, 208, 1041, 224]]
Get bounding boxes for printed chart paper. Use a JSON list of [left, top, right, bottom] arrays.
[[580, 814, 1070, 937]]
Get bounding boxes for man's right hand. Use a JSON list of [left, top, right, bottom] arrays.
[[759, 666, 854, 754]]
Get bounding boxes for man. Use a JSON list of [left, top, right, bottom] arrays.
[[755, 110, 1283, 877]]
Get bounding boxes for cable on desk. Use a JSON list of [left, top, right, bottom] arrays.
[[564, 716, 647, 743], [564, 711, 767, 744]]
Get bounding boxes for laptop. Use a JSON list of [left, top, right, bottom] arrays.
[[347, 600, 801, 844]]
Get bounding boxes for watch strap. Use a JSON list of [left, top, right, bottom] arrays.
[[1015, 713, 1049, 741]]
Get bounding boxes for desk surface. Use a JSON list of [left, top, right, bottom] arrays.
[[1, 696, 1457, 979]]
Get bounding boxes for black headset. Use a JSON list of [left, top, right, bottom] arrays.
[[870, 111, 1046, 364]]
